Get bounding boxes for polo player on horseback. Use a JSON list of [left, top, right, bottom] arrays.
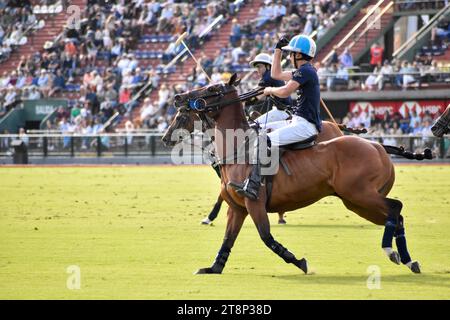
[[230, 34, 322, 200], [246, 53, 292, 124]]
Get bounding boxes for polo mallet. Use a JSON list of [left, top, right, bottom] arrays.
[[320, 98, 338, 126], [174, 32, 212, 83]]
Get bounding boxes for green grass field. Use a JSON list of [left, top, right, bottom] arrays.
[[0, 165, 449, 299]]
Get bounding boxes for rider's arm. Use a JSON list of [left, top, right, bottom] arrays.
[[265, 80, 299, 98], [271, 49, 292, 82]]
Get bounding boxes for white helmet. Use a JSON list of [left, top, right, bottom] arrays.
[[249, 53, 272, 67]]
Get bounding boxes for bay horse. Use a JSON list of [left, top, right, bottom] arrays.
[[163, 76, 422, 275], [162, 109, 344, 225], [162, 101, 431, 227]]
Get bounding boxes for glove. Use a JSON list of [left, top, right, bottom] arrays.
[[275, 37, 289, 50]]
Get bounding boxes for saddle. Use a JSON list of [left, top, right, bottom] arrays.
[[279, 134, 318, 151], [263, 134, 318, 210]]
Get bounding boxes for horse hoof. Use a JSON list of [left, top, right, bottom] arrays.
[[410, 261, 421, 274], [389, 251, 401, 265], [195, 267, 220, 274], [294, 258, 308, 274], [195, 267, 213, 274], [278, 219, 286, 225], [201, 218, 211, 225]]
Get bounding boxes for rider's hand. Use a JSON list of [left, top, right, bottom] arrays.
[[275, 37, 289, 50], [263, 87, 273, 96]]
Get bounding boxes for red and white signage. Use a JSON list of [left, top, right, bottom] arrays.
[[350, 100, 448, 119]]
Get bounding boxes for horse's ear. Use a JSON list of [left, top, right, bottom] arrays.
[[228, 73, 238, 86], [233, 78, 241, 87]]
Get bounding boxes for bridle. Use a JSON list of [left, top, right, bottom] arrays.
[[176, 84, 265, 114]]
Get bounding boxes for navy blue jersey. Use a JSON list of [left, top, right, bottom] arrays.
[[260, 70, 292, 107], [291, 63, 322, 132]]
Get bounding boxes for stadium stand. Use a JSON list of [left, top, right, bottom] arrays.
[[0, 0, 449, 148]]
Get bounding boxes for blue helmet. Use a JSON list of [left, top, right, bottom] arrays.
[[282, 35, 316, 58]]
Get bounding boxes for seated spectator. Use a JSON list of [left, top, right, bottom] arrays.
[[211, 67, 222, 83], [157, 83, 170, 111], [401, 61, 418, 89], [409, 110, 422, 129], [273, 0, 286, 22], [85, 86, 100, 114], [0, 43, 12, 62], [49, 69, 66, 97], [140, 97, 158, 122], [85, 39, 98, 69], [119, 85, 138, 113], [4, 87, 19, 109], [377, 60, 394, 90], [410, 121, 423, 135], [83, 70, 94, 90], [28, 85, 41, 100], [364, 63, 381, 91], [254, 0, 275, 29], [328, 64, 348, 90], [0, 71, 11, 88], [229, 18, 241, 47], [339, 47, 353, 68], [315, 62, 328, 88], [231, 43, 245, 64], [156, 3, 174, 33], [64, 39, 77, 56], [90, 70, 103, 92], [212, 49, 225, 69], [37, 69, 51, 97]]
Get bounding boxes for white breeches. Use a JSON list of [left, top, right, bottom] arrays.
[[266, 115, 318, 147], [255, 107, 291, 128]]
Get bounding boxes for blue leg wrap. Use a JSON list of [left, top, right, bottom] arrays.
[[382, 218, 397, 248], [395, 228, 412, 264]]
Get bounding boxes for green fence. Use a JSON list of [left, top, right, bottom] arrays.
[[0, 99, 67, 133]]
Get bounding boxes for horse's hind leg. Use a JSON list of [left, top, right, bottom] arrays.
[[196, 206, 247, 274], [382, 198, 420, 273], [201, 194, 223, 225], [342, 197, 420, 273], [278, 212, 286, 224], [393, 210, 421, 273]]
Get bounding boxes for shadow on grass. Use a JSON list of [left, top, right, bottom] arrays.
[[265, 273, 450, 289], [273, 224, 380, 230]]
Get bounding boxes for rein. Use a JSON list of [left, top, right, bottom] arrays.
[[188, 87, 265, 113]]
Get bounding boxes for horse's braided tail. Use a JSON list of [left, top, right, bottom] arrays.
[[382, 145, 433, 161], [337, 124, 368, 135]]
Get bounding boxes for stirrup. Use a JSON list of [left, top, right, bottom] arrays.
[[228, 181, 259, 201]]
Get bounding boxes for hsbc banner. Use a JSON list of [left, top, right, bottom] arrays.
[[350, 100, 449, 119]]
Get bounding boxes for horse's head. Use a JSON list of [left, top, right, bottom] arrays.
[[162, 74, 242, 146], [161, 108, 199, 147], [173, 74, 241, 118]]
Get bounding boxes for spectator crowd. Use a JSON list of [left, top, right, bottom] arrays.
[[0, 0, 449, 151]]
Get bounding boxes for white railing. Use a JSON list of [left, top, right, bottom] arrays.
[[0, 133, 448, 159]]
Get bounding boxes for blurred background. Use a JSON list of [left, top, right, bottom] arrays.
[[0, 0, 449, 164]]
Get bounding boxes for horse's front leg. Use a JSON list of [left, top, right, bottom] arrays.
[[196, 206, 247, 274], [246, 198, 307, 274]]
